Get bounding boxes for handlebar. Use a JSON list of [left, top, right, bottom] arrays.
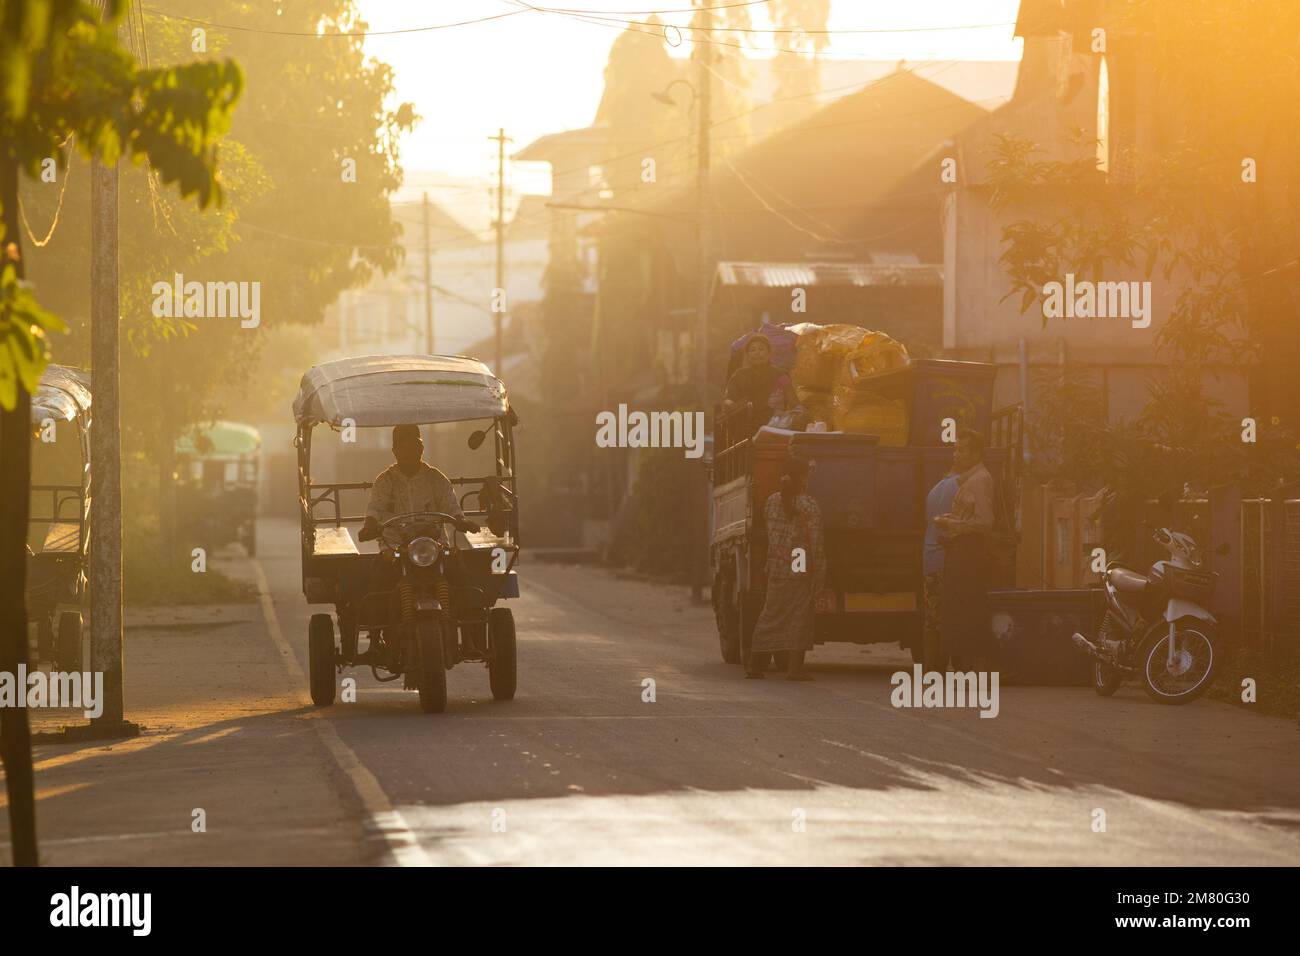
[[379, 511, 461, 529]]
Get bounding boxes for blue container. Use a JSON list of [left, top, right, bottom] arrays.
[[986, 588, 1101, 686]]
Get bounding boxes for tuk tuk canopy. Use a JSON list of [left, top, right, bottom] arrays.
[[293, 354, 508, 428], [30, 365, 92, 426], [176, 420, 262, 459]]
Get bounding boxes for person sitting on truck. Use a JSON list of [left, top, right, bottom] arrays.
[[723, 335, 797, 432], [933, 428, 995, 670], [746, 456, 824, 681]]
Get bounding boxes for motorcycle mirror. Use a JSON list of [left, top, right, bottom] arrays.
[[467, 429, 487, 450]]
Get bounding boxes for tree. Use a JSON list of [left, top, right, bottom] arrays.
[[767, 0, 831, 132], [20, 0, 415, 562], [0, 0, 240, 866]]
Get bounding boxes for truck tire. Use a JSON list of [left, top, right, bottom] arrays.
[[308, 613, 336, 706], [716, 579, 742, 664], [739, 589, 764, 665], [488, 607, 517, 701]]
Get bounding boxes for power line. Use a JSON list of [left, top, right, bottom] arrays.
[[142, 6, 531, 37], [531, 4, 1016, 36], [546, 1, 772, 13]]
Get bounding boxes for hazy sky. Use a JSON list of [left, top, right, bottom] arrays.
[[358, 0, 1024, 227]]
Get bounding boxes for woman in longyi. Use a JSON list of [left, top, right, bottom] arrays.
[[746, 457, 825, 681]]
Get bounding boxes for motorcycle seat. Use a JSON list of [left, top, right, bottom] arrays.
[[1107, 566, 1147, 593]]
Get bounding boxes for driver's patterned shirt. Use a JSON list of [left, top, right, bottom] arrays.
[[366, 462, 465, 537]]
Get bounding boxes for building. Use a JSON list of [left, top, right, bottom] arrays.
[[942, 0, 1249, 421]]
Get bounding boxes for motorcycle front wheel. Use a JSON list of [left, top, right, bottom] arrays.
[[1138, 622, 1216, 705]]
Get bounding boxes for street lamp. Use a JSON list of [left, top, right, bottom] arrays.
[[650, 78, 698, 110]]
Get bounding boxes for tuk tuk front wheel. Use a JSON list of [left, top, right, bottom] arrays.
[[488, 607, 517, 701], [308, 614, 337, 706], [56, 611, 82, 670], [417, 616, 448, 713]]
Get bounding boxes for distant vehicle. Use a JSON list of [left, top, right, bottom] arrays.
[[27, 365, 92, 669], [292, 355, 521, 713], [710, 359, 1022, 668], [1073, 527, 1221, 704], [175, 420, 261, 556]]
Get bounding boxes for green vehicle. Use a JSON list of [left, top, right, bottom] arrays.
[[175, 420, 262, 556]]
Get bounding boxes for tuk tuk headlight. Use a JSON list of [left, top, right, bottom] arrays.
[[408, 536, 438, 568]]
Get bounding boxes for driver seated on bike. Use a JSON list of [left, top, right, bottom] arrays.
[[358, 424, 480, 546]]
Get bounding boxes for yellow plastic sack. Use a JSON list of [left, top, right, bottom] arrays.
[[837, 331, 910, 389], [795, 386, 835, 429], [835, 390, 909, 446], [792, 324, 869, 391]]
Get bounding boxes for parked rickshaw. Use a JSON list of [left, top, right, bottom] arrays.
[[27, 365, 92, 669], [175, 420, 261, 555], [292, 355, 521, 713]]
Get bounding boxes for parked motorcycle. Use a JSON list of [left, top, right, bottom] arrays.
[[1072, 528, 1220, 704]]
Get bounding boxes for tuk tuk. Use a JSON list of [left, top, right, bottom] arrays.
[[27, 364, 92, 669], [292, 354, 521, 713], [175, 420, 261, 555]]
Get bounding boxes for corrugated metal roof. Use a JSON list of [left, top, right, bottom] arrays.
[[715, 261, 943, 289]]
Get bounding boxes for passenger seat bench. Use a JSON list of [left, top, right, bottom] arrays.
[[313, 526, 360, 556]]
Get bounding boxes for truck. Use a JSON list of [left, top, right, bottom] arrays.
[[709, 358, 1022, 667]]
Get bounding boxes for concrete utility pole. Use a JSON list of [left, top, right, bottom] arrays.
[[87, 142, 134, 737], [81, 3, 136, 739], [690, 2, 714, 603], [422, 191, 434, 354], [490, 128, 510, 375]]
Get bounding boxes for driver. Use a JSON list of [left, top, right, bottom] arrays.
[[358, 424, 480, 544]]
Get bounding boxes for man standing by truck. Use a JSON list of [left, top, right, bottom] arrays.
[[934, 429, 996, 669], [922, 467, 959, 670]]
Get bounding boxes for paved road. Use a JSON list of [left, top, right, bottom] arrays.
[[258, 518, 1300, 866]]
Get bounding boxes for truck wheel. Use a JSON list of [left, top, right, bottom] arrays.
[[56, 611, 83, 670], [308, 613, 336, 706], [417, 616, 448, 713], [488, 607, 517, 701], [716, 581, 741, 665], [921, 629, 945, 673], [738, 589, 762, 661]]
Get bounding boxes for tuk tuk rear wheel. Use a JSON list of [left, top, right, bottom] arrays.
[[308, 614, 336, 706], [488, 607, 517, 701], [417, 616, 448, 713]]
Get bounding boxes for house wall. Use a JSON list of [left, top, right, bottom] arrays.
[[944, 33, 1250, 424]]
